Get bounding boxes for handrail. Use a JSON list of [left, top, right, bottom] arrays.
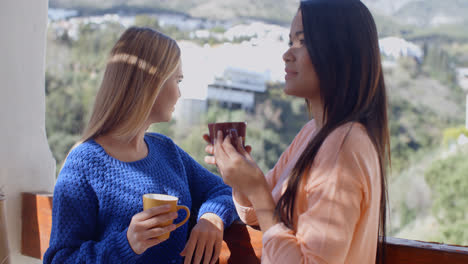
[[385, 237, 468, 264], [218, 224, 468, 264], [21, 192, 468, 263]]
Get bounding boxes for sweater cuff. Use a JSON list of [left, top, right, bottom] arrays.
[[114, 228, 139, 263], [198, 200, 236, 229]]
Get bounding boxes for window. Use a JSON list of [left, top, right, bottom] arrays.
[[46, 1, 468, 246]]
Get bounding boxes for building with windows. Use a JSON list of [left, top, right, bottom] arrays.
[[207, 67, 267, 112]]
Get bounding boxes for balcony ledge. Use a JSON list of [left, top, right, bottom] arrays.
[[20, 192, 468, 263]]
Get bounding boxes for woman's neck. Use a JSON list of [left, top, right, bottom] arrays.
[[308, 97, 324, 129], [95, 128, 149, 162]]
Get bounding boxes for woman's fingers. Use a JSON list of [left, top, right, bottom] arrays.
[[228, 129, 239, 147], [214, 130, 242, 158], [181, 233, 197, 264], [230, 129, 248, 155], [221, 131, 242, 157], [127, 206, 177, 255], [204, 155, 216, 165], [228, 130, 255, 164], [203, 133, 216, 165], [210, 239, 222, 264], [133, 204, 171, 222], [215, 130, 224, 148], [145, 224, 176, 240], [244, 148, 255, 163], [245, 145, 252, 154], [193, 234, 207, 264], [140, 212, 177, 229], [229, 131, 255, 162], [213, 131, 229, 164], [182, 216, 223, 264], [202, 240, 214, 264], [205, 144, 214, 155], [203, 134, 212, 144]]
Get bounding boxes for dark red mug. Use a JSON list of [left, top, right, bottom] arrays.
[[208, 122, 247, 148]]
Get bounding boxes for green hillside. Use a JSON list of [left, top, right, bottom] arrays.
[[50, 0, 468, 26], [49, 0, 300, 24], [395, 0, 468, 27]]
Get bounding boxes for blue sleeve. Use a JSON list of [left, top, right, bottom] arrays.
[[43, 154, 139, 264], [176, 145, 238, 228]]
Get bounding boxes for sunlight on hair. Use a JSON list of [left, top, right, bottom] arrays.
[[109, 53, 158, 74]]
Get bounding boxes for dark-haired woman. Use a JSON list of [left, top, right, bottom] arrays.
[[204, 0, 389, 263]]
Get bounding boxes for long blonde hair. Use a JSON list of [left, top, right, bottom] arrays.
[[81, 27, 181, 143]]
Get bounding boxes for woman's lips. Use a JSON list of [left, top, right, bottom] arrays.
[[285, 69, 298, 80]]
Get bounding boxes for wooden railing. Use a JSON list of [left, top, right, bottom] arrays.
[[21, 192, 468, 263]]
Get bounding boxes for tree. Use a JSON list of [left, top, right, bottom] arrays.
[[134, 15, 161, 30], [424, 148, 468, 245]]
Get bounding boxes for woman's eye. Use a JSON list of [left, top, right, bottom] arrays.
[[288, 39, 305, 47]]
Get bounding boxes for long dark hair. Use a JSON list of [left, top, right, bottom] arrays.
[[274, 1, 390, 263]]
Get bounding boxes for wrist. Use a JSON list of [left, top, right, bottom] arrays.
[[247, 186, 278, 232], [249, 189, 275, 212], [233, 189, 252, 207], [200, 213, 224, 230], [246, 180, 271, 203]]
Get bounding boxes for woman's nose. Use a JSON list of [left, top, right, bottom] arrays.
[[283, 49, 293, 62]]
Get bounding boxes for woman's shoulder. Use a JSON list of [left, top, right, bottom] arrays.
[[317, 122, 377, 164], [325, 122, 371, 147], [66, 140, 104, 163], [62, 140, 110, 172], [145, 132, 176, 147], [292, 119, 368, 151], [57, 140, 106, 184], [291, 119, 318, 145], [144, 132, 185, 158], [300, 119, 318, 134], [310, 122, 379, 191]]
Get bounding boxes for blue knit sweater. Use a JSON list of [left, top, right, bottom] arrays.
[[44, 133, 237, 264]]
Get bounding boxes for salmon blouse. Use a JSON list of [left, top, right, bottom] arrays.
[[234, 120, 382, 264]]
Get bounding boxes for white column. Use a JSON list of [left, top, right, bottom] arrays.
[[0, 0, 55, 263]]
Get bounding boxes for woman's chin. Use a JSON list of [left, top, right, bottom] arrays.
[[283, 86, 294, 96]]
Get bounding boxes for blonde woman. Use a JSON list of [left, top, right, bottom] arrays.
[[44, 27, 237, 264]]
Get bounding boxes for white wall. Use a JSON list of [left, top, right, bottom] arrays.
[[0, 0, 56, 263]]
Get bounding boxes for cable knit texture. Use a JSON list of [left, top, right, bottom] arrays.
[[44, 133, 237, 264]]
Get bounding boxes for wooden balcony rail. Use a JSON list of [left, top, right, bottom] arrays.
[[385, 237, 468, 264], [21, 192, 53, 259], [21, 192, 468, 263]]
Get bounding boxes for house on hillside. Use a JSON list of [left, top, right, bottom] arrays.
[[207, 67, 267, 112], [379, 36, 424, 64]]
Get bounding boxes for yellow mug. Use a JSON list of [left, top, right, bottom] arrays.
[[142, 194, 190, 240]]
